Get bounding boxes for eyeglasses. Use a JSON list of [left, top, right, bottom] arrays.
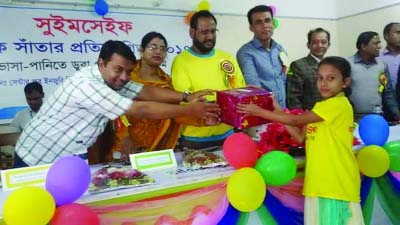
[[146, 45, 167, 52], [196, 28, 219, 36]]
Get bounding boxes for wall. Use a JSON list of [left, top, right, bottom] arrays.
[[336, 0, 400, 18], [214, 14, 337, 63], [336, 3, 400, 57], [3, 0, 399, 60]]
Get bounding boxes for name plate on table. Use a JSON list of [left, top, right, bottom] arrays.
[[130, 149, 177, 171], [1, 164, 50, 191]]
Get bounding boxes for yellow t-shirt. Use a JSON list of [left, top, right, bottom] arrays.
[[303, 94, 360, 202], [171, 49, 246, 141]]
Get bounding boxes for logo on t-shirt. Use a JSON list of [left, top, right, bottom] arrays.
[[307, 126, 318, 133]]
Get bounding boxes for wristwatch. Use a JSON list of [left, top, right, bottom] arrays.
[[182, 91, 191, 102]]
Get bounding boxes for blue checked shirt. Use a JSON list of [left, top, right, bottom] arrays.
[[15, 65, 143, 166], [237, 38, 287, 108]]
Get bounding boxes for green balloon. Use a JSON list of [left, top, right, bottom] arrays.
[[255, 151, 297, 186], [383, 141, 400, 171], [273, 18, 279, 29]]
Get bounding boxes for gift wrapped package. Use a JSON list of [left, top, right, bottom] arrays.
[[217, 87, 273, 129]]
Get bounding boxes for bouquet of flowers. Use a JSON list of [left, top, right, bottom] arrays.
[[257, 109, 305, 157], [257, 108, 362, 157]]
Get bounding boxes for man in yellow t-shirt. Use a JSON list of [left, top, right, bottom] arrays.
[[304, 94, 360, 202], [172, 10, 246, 149]]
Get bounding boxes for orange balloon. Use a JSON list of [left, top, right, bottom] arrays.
[[185, 11, 195, 25]]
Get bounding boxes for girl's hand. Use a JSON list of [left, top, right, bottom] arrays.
[[271, 96, 282, 112], [237, 103, 263, 117]]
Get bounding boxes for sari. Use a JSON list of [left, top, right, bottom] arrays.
[[113, 60, 181, 152]]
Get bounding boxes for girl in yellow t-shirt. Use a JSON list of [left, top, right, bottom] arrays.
[[237, 56, 364, 225]]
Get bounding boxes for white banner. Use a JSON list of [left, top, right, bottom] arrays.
[[0, 5, 190, 123]]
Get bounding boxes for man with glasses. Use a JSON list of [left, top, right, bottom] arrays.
[[237, 5, 288, 108], [171, 10, 246, 150]]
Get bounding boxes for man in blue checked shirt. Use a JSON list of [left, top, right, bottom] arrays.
[[14, 40, 220, 167]]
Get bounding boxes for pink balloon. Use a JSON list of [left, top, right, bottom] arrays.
[[50, 203, 100, 225], [223, 133, 259, 169], [269, 5, 277, 16]]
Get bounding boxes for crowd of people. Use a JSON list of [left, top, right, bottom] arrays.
[[7, 4, 400, 224]]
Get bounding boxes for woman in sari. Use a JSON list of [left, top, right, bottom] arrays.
[[112, 32, 180, 157], [113, 32, 215, 159]]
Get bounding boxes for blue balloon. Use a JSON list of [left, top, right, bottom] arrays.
[[94, 0, 109, 16], [359, 114, 389, 146]]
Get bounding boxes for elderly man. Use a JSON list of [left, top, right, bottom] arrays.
[[286, 28, 331, 110]]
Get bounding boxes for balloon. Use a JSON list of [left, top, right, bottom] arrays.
[[94, 0, 109, 16], [255, 151, 297, 186], [383, 141, 400, 171], [50, 203, 100, 225], [223, 133, 259, 169], [358, 114, 389, 146], [197, 0, 211, 11], [357, 145, 390, 177], [46, 156, 91, 206], [273, 18, 279, 29], [3, 186, 55, 225], [269, 5, 277, 16], [185, 11, 195, 25], [227, 168, 266, 212]]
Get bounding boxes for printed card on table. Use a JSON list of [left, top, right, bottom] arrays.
[[1, 164, 51, 191], [129, 149, 177, 172]]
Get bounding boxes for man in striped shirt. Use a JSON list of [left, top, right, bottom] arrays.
[[14, 40, 219, 167]]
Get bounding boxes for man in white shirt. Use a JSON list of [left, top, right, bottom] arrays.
[[14, 40, 220, 167], [11, 82, 44, 132]]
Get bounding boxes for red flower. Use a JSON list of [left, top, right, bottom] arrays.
[[257, 108, 305, 157]]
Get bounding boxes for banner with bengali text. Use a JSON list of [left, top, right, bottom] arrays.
[[0, 5, 190, 123]]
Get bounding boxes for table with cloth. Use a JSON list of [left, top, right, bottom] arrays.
[[0, 126, 399, 225]]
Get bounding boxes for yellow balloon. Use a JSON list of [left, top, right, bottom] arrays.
[[3, 186, 56, 225], [197, 0, 211, 11], [357, 145, 390, 177], [227, 167, 266, 212]]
